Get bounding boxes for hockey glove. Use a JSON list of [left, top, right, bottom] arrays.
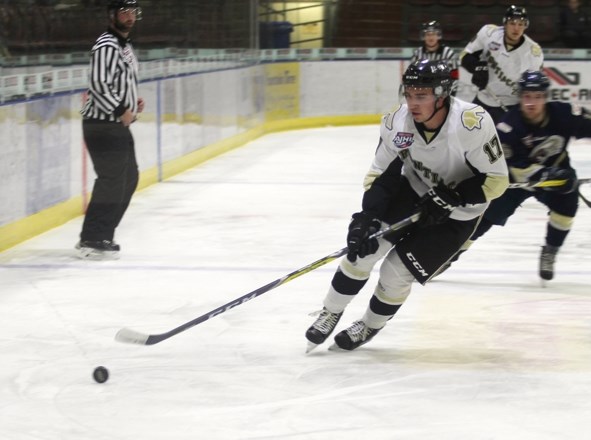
[[417, 184, 463, 228], [346, 212, 381, 262], [471, 62, 489, 90], [530, 167, 578, 194]]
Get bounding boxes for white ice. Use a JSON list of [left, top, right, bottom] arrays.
[[1, 125, 591, 440]]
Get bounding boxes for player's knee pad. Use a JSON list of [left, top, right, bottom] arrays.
[[549, 211, 574, 231], [375, 252, 414, 305]]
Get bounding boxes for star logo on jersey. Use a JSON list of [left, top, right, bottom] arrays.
[[393, 132, 414, 149], [462, 107, 485, 131]]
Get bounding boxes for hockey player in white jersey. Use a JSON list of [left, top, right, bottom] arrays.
[[460, 5, 543, 123], [305, 60, 509, 352]]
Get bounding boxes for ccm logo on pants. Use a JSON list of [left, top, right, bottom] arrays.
[[406, 252, 429, 277]]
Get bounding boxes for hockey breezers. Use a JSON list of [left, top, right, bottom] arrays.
[[115, 213, 421, 346]]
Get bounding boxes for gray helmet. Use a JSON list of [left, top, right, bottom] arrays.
[[402, 59, 453, 98]]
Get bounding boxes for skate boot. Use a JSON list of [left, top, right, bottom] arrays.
[[305, 308, 343, 352], [332, 320, 381, 351], [76, 240, 120, 260], [539, 245, 558, 281]]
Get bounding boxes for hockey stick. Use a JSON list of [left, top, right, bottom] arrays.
[[115, 212, 421, 346], [508, 177, 591, 189], [485, 87, 509, 112], [578, 186, 591, 208]]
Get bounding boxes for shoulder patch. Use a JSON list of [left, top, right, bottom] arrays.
[[530, 44, 542, 57], [496, 121, 513, 133], [461, 107, 486, 130], [383, 104, 403, 130]]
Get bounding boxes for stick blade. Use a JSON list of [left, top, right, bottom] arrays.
[[115, 327, 150, 345]]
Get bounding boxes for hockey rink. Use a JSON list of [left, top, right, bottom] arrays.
[[1, 124, 591, 440]]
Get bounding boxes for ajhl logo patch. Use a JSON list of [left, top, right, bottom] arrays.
[[393, 132, 414, 149]]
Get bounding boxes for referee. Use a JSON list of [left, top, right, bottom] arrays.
[[78, 0, 144, 260], [409, 21, 459, 94]]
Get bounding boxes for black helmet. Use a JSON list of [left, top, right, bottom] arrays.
[[503, 5, 528, 27], [421, 20, 442, 40], [108, 0, 142, 19], [518, 70, 550, 93], [402, 59, 453, 98]]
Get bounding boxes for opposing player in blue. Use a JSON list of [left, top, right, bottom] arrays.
[[468, 70, 591, 281]]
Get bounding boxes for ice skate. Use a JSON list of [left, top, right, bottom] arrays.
[[539, 245, 558, 282], [305, 308, 343, 353], [330, 320, 381, 351], [76, 240, 120, 261]]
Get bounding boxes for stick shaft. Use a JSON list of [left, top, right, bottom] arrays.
[[508, 177, 590, 189], [115, 213, 420, 345]]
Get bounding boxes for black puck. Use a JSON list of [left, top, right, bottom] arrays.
[[93, 366, 109, 383]]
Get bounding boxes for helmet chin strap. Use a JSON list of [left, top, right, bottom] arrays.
[[423, 97, 446, 124]]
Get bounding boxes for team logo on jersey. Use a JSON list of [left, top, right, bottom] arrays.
[[393, 132, 414, 149], [488, 41, 501, 52], [461, 107, 485, 130]]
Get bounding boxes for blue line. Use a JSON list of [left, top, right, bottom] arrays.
[[0, 264, 589, 277]]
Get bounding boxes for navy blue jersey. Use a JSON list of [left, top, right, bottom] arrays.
[[496, 102, 591, 171]]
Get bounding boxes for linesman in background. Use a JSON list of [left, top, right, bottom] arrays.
[[410, 20, 459, 93], [460, 5, 543, 123], [78, 0, 144, 260]]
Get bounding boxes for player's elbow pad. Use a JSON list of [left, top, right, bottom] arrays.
[[460, 53, 480, 74], [454, 174, 487, 205]]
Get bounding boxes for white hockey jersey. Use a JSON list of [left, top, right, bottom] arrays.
[[368, 97, 508, 221], [463, 24, 543, 107]]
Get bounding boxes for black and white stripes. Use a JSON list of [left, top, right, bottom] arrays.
[[410, 45, 458, 70], [81, 29, 139, 122]]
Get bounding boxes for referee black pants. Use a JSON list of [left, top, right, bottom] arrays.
[[80, 119, 139, 242]]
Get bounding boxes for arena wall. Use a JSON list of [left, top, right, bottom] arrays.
[[1, 60, 589, 251]]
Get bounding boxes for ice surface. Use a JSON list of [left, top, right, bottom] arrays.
[[1, 125, 590, 440]]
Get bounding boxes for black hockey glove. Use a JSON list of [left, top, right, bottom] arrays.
[[530, 167, 578, 194], [471, 62, 489, 90], [417, 184, 463, 228], [346, 212, 381, 262]]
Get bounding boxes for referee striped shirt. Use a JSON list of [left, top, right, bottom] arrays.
[[410, 45, 459, 70], [81, 29, 139, 122]]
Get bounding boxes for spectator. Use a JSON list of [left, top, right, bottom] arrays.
[[559, 0, 591, 48]]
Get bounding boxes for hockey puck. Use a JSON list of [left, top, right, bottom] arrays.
[[93, 366, 109, 384]]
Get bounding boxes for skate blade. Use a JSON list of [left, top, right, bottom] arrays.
[[305, 342, 319, 354], [77, 249, 120, 261], [328, 343, 347, 352]]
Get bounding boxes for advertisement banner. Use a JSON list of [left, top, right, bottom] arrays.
[[264, 62, 300, 121]]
